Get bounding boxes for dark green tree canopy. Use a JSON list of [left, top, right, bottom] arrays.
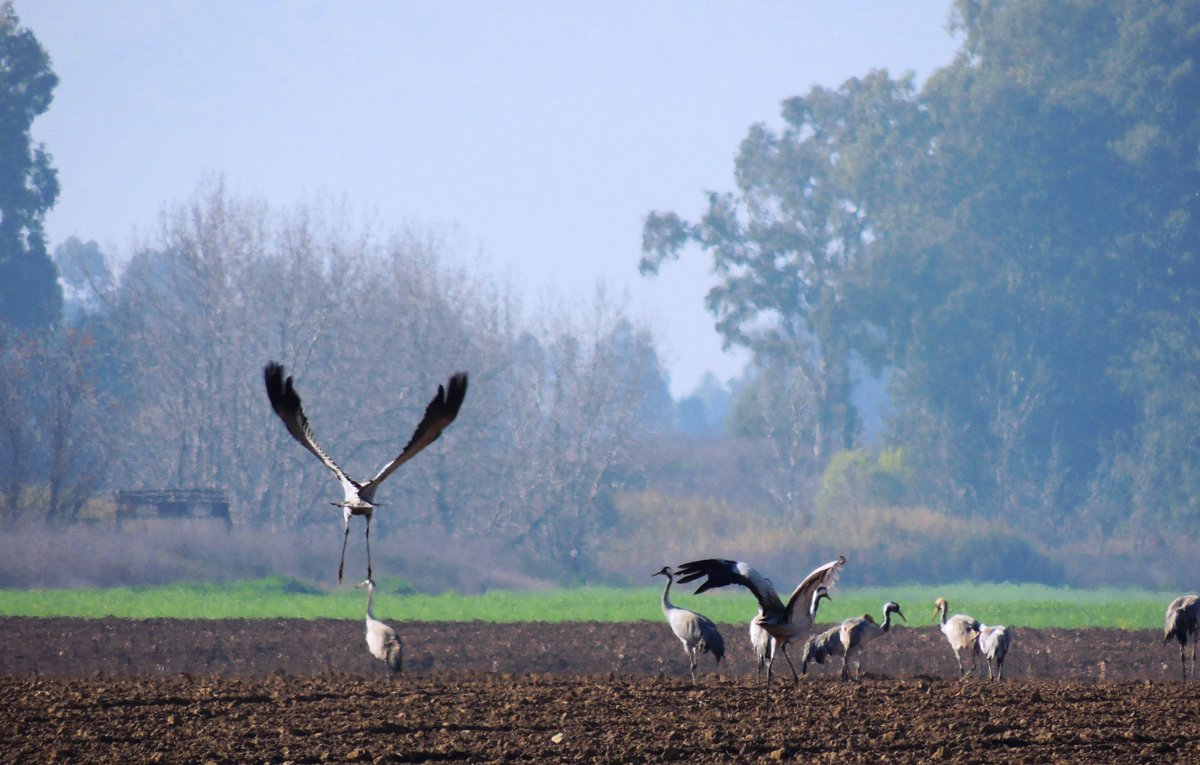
[[644, 0, 1200, 531], [0, 2, 60, 330]]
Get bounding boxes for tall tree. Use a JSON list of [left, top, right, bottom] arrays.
[[0, 2, 60, 330], [851, 0, 1198, 528], [641, 72, 922, 463]]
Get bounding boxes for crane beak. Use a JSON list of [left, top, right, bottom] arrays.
[[897, 609, 907, 622]]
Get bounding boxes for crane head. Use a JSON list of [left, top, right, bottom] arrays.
[[652, 566, 673, 578], [809, 585, 832, 617], [885, 601, 906, 622], [355, 578, 376, 591], [933, 597, 947, 619]]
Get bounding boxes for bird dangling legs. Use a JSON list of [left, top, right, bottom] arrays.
[[264, 361, 468, 584], [339, 505, 373, 583]]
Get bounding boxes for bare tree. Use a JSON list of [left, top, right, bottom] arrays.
[[40, 329, 109, 526], [0, 328, 36, 521], [496, 288, 670, 578]]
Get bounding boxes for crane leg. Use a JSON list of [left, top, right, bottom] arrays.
[[689, 649, 698, 684], [338, 517, 352, 584], [779, 641, 800, 684], [840, 652, 851, 682], [764, 652, 774, 705], [365, 516, 373, 581]]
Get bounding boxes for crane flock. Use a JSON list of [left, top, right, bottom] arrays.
[[672, 556, 842, 700], [257, 362, 1198, 689]]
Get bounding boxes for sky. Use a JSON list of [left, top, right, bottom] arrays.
[[18, 1, 961, 398]]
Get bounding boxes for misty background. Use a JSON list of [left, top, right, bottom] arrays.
[[1, 1, 1198, 592]]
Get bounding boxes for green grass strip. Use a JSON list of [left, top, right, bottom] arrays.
[[0, 576, 1179, 629]]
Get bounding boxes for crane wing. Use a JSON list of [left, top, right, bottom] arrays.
[[783, 555, 846, 622], [360, 372, 468, 497], [264, 361, 358, 491], [674, 559, 784, 614], [697, 615, 725, 661]]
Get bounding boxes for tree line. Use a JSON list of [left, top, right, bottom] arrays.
[[3, 1, 1199, 587], [643, 0, 1200, 547]]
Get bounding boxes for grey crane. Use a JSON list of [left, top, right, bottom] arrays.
[[653, 566, 725, 683], [356, 578, 403, 679], [675, 555, 844, 699], [264, 361, 468, 583], [933, 597, 981, 678], [838, 601, 905, 681], [976, 624, 1012, 680], [1164, 594, 1200, 681], [800, 623, 843, 676], [750, 618, 773, 682]]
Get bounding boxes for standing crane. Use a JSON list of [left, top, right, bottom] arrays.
[[674, 555, 844, 699], [1164, 594, 1200, 681], [356, 578, 403, 679], [838, 601, 905, 681], [750, 619, 772, 682], [977, 624, 1012, 680], [933, 597, 981, 678], [263, 361, 468, 583], [653, 566, 725, 683]]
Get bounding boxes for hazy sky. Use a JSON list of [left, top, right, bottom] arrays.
[[20, 2, 960, 397]]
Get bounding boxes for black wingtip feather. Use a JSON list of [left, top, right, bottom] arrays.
[[263, 361, 292, 416], [446, 372, 468, 416]]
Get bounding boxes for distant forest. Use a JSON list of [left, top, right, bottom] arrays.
[[2, 1, 1198, 589]]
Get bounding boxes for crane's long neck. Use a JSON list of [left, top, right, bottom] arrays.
[[660, 574, 675, 614], [366, 585, 378, 620], [882, 609, 894, 633]]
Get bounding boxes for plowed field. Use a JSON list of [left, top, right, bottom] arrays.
[[3, 618, 1198, 763]]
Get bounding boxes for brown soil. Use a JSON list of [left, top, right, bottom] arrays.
[[3, 618, 1198, 763]]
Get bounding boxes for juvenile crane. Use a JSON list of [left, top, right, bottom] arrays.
[[800, 623, 843, 676], [356, 578, 403, 679], [1164, 594, 1200, 681], [653, 566, 725, 683], [675, 555, 844, 698], [977, 624, 1012, 680], [264, 361, 468, 583], [838, 601, 905, 681], [933, 597, 981, 678]]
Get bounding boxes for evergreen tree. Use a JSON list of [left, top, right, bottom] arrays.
[[0, 3, 60, 329]]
